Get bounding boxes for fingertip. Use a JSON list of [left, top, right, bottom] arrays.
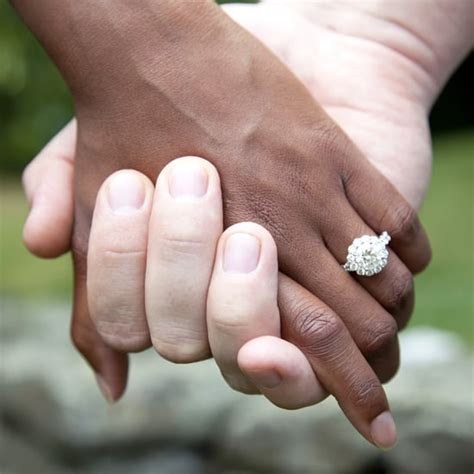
[[238, 336, 327, 410], [163, 156, 219, 180], [100, 169, 155, 204], [218, 222, 277, 277], [95, 372, 122, 404], [237, 336, 277, 372], [238, 336, 314, 382], [23, 205, 72, 258], [223, 222, 276, 250], [102, 169, 154, 187], [370, 411, 398, 450], [238, 340, 284, 390], [71, 278, 129, 404], [157, 156, 222, 200], [94, 360, 129, 404]]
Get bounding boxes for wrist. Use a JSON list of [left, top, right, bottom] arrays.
[[271, 0, 472, 110], [11, 0, 220, 104]]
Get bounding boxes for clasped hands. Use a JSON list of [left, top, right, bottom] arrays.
[[16, 0, 437, 450]]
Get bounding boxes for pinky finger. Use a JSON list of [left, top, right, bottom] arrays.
[[238, 336, 327, 409]]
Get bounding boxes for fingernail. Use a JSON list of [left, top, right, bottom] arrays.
[[371, 411, 397, 450], [249, 369, 282, 389], [107, 172, 145, 214], [95, 373, 115, 404], [168, 162, 208, 198], [223, 233, 261, 273]]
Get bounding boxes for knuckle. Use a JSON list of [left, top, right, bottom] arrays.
[[311, 119, 343, 157], [102, 248, 146, 261], [349, 377, 383, 409], [369, 340, 401, 384], [210, 308, 253, 334], [290, 300, 344, 357], [311, 121, 356, 176], [363, 319, 398, 359], [96, 321, 150, 353], [21, 162, 35, 190], [209, 297, 265, 334], [153, 337, 211, 364], [157, 233, 207, 259], [377, 359, 400, 384], [422, 237, 432, 265], [384, 270, 414, 314], [419, 244, 432, 272], [386, 203, 418, 244]]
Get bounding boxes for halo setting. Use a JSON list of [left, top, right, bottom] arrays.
[[343, 231, 391, 276]]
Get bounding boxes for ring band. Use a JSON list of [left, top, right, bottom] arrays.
[[343, 231, 391, 276]]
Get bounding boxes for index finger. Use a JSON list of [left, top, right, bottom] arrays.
[[278, 274, 397, 449]]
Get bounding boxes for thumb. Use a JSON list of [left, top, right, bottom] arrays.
[[22, 120, 76, 258]]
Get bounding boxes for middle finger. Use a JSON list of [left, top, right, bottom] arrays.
[[145, 156, 223, 363]]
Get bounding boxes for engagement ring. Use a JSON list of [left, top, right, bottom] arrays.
[[343, 231, 391, 276]]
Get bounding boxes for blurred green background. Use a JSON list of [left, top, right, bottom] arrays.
[[0, 1, 473, 344]]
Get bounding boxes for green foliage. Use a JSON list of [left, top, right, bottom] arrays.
[[0, 2, 73, 174], [415, 130, 473, 342]]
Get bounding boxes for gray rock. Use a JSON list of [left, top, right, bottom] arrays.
[[1, 299, 473, 473], [400, 326, 472, 366], [0, 425, 65, 474], [87, 449, 208, 474], [215, 396, 377, 473]]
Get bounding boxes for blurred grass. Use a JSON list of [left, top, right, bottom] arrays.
[[1, 130, 473, 344], [0, 2, 73, 174], [415, 130, 473, 344]]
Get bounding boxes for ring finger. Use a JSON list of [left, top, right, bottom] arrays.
[[322, 200, 414, 329]]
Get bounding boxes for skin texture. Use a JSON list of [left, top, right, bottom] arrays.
[[17, 0, 472, 448], [88, 160, 328, 409], [87, 157, 396, 447], [11, 0, 449, 447]]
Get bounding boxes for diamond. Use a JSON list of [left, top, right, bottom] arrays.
[[343, 232, 391, 276]]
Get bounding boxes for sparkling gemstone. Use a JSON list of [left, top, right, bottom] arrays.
[[344, 232, 391, 276]]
